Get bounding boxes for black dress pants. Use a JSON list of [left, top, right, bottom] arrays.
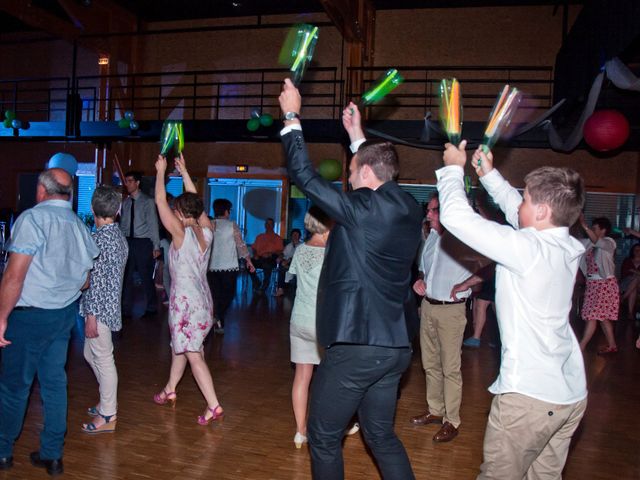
[[122, 237, 157, 315], [250, 255, 278, 291], [207, 270, 238, 327], [307, 344, 415, 480]]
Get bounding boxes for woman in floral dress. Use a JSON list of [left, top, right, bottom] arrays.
[[579, 215, 619, 354], [152, 154, 223, 425]]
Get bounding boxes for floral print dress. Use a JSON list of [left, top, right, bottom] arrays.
[[169, 226, 214, 353], [581, 248, 619, 322]]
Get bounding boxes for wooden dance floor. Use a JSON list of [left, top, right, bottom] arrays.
[[3, 276, 639, 479]]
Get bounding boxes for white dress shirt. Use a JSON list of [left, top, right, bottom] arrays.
[[419, 228, 481, 301], [437, 165, 587, 405]]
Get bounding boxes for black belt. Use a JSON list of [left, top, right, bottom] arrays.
[[13, 306, 36, 311], [424, 297, 466, 306]]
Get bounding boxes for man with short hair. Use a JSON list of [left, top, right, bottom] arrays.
[[250, 218, 283, 293], [410, 193, 486, 443], [0, 168, 99, 476], [279, 78, 423, 479], [120, 171, 161, 317]]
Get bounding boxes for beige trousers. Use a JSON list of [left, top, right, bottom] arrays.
[[477, 393, 588, 480], [420, 299, 467, 428], [83, 321, 118, 416]]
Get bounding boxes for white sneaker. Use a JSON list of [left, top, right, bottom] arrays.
[[345, 422, 360, 436]]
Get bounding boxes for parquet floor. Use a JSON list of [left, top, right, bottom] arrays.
[[1, 277, 638, 479]]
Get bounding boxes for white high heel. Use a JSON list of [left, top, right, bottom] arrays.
[[294, 432, 308, 449]]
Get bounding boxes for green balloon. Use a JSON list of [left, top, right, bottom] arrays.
[[259, 113, 274, 127], [3, 118, 11, 128], [118, 118, 130, 129], [318, 158, 342, 181], [4, 110, 15, 121], [247, 118, 260, 132]]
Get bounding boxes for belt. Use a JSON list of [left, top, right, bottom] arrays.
[[424, 297, 466, 306], [13, 306, 35, 311]]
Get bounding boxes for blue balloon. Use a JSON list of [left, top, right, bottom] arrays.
[[48, 153, 78, 177], [129, 120, 139, 130], [11, 119, 22, 129], [124, 111, 134, 120]]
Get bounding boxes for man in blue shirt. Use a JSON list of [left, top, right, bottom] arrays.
[[0, 168, 98, 476]]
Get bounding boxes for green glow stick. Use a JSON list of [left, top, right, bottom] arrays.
[[279, 24, 319, 86], [290, 26, 318, 73], [361, 69, 404, 106], [160, 120, 185, 158]]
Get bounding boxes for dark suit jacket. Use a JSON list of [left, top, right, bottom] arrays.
[[282, 129, 423, 348]]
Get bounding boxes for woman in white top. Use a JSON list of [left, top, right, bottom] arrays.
[[288, 207, 332, 449], [207, 198, 255, 334], [579, 215, 619, 354]]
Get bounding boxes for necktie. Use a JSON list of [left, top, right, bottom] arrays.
[[129, 198, 135, 238]]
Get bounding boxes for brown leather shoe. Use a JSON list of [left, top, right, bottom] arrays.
[[410, 412, 444, 426], [433, 422, 458, 442]]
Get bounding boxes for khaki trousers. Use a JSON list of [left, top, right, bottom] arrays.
[[477, 393, 587, 480], [420, 299, 467, 428], [83, 322, 118, 416]]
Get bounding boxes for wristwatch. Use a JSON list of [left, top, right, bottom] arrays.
[[282, 111, 301, 121]]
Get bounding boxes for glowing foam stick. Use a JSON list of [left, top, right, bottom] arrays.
[[439, 78, 463, 145], [482, 85, 522, 152], [279, 24, 319, 85], [160, 120, 184, 158], [361, 69, 404, 106], [464, 175, 472, 196]]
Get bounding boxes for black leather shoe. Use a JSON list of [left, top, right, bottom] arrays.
[[30, 452, 64, 476], [0, 456, 13, 470]]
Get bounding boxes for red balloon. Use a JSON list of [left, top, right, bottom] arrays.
[[583, 109, 630, 152]]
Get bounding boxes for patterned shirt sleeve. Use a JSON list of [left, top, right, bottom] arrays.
[[232, 222, 250, 259]]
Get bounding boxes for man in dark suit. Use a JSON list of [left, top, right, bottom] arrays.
[[279, 78, 423, 479]]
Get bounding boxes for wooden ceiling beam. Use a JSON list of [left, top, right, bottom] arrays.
[[0, 0, 80, 41], [319, 0, 373, 44], [56, 0, 137, 35]]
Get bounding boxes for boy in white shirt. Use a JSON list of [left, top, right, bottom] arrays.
[[437, 141, 588, 479]]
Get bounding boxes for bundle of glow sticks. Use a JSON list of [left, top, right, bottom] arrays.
[[439, 78, 462, 145], [279, 24, 319, 85], [160, 120, 184, 158], [361, 69, 404, 106], [482, 85, 522, 152]]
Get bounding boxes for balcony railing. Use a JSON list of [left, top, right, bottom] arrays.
[[0, 65, 553, 129]]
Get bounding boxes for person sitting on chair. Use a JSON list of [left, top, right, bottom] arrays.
[[250, 218, 283, 294]]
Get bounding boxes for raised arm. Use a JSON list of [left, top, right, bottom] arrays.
[[472, 146, 522, 229], [279, 78, 360, 228], [155, 155, 184, 241], [174, 154, 213, 230], [342, 102, 366, 147], [579, 214, 598, 245], [175, 154, 196, 193]]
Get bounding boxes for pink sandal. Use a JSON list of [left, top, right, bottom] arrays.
[[597, 345, 618, 355], [153, 389, 177, 407], [197, 405, 224, 425]]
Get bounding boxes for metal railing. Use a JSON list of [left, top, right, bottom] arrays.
[[0, 77, 70, 122], [75, 67, 343, 122], [0, 65, 554, 128]]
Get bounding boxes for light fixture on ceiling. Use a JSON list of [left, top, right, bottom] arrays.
[[98, 55, 109, 66]]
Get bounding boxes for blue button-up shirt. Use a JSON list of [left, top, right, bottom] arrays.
[[8, 199, 99, 309]]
